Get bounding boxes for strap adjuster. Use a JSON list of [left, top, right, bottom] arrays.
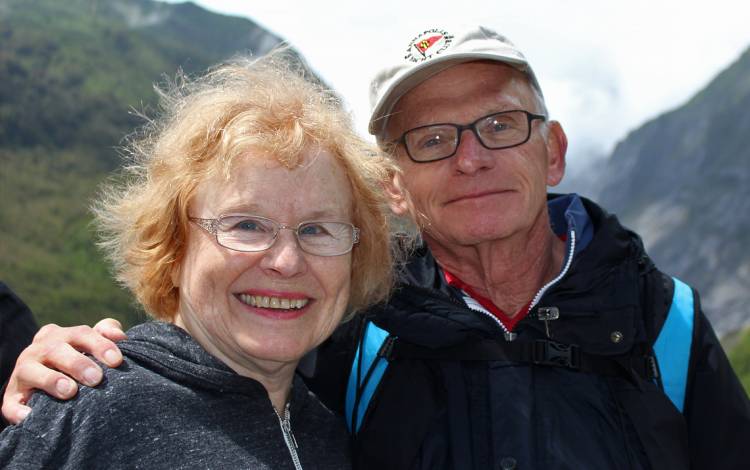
[[377, 335, 397, 360], [533, 340, 581, 369], [645, 355, 660, 380]]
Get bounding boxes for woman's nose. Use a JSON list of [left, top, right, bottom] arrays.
[[259, 230, 307, 277]]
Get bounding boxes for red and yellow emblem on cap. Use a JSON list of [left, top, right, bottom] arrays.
[[404, 29, 454, 63], [415, 35, 442, 55]]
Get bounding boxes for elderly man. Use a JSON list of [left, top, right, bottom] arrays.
[[3, 25, 749, 470]]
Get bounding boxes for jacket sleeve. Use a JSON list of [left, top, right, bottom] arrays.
[[684, 294, 750, 470], [0, 395, 68, 468], [0, 282, 39, 433], [0, 282, 38, 389]]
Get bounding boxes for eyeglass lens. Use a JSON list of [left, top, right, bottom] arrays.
[[404, 110, 534, 162], [215, 215, 356, 256]]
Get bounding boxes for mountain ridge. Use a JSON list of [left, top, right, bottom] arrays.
[[0, 0, 314, 327], [571, 46, 750, 335]]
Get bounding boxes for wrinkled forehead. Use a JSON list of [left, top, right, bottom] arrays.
[[384, 61, 538, 138], [193, 145, 355, 214], [223, 143, 319, 175]]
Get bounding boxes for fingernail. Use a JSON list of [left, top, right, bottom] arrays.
[[83, 367, 102, 386], [56, 378, 73, 395], [16, 407, 30, 421], [103, 349, 121, 366]]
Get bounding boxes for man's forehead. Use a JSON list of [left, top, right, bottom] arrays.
[[386, 62, 533, 131]]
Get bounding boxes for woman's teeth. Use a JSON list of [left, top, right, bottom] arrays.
[[238, 294, 309, 310]]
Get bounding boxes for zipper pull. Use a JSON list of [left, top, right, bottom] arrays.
[[284, 405, 299, 449], [537, 306, 559, 338]]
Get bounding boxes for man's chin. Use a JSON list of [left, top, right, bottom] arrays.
[[424, 222, 517, 249]]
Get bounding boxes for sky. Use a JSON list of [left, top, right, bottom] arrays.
[[168, 0, 750, 170]]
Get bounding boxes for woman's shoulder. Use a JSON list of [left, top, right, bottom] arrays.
[[23, 349, 164, 424], [0, 352, 159, 465], [16, 323, 194, 435]]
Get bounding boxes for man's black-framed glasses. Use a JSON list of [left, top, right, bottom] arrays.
[[190, 215, 360, 257], [392, 109, 547, 163]]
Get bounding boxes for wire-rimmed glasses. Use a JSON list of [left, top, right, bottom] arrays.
[[190, 214, 360, 257]]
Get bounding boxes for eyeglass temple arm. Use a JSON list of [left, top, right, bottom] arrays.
[[190, 217, 218, 234]]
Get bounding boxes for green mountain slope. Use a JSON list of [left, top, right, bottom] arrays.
[[728, 328, 750, 394], [0, 0, 304, 327]]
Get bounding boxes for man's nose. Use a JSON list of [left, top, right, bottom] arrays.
[[453, 128, 496, 174]]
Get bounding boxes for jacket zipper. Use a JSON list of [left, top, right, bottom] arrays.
[[529, 229, 576, 311], [463, 295, 517, 341], [456, 228, 577, 341], [275, 403, 303, 470]]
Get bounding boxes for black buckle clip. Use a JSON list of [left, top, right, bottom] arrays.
[[645, 355, 660, 380], [533, 340, 581, 369], [377, 335, 397, 360]]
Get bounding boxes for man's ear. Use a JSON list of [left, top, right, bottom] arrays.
[[385, 171, 411, 216], [545, 120, 568, 187]]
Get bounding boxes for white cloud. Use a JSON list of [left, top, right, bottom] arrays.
[[169, 0, 750, 165]]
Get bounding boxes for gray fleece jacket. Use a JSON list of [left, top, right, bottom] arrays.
[[0, 321, 350, 469]]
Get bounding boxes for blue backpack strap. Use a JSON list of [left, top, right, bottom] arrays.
[[653, 276, 695, 412], [345, 320, 391, 433]]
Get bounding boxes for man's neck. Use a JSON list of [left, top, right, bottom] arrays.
[[427, 212, 566, 317]]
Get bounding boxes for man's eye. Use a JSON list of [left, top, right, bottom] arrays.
[[489, 121, 510, 133], [483, 114, 522, 135], [484, 117, 516, 134], [421, 136, 443, 148], [416, 133, 450, 149]]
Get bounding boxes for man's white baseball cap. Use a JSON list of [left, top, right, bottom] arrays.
[[368, 25, 542, 138]]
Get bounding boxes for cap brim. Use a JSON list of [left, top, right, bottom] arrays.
[[368, 52, 528, 136]]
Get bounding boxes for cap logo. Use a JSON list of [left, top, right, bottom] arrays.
[[404, 29, 454, 63]]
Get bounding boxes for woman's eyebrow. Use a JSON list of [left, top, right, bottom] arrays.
[[215, 205, 349, 221]]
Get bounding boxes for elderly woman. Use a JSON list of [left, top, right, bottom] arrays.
[[0, 52, 397, 469]]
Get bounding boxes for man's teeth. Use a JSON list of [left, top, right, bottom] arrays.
[[239, 294, 309, 310]]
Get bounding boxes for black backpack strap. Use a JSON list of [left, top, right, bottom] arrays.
[[639, 265, 696, 412], [345, 321, 392, 434], [652, 276, 695, 412], [382, 337, 658, 382]]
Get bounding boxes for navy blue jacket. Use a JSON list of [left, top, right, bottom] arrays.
[[307, 195, 750, 470]]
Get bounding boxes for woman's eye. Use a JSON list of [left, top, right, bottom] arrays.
[[299, 223, 328, 236], [225, 217, 272, 233], [236, 220, 260, 231]]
